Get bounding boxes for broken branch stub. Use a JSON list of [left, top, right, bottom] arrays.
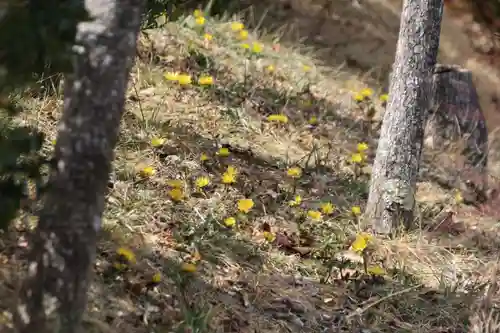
[[425, 63, 488, 194]]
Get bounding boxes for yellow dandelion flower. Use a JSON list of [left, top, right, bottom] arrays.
[[152, 272, 162, 283], [350, 232, 372, 252], [51, 139, 57, 146], [195, 16, 205, 25], [166, 179, 184, 188], [140, 166, 156, 178], [357, 142, 369, 152], [151, 137, 165, 147], [379, 94, 389, 102], [177, 74, 192, 85], [224, 217, 236, 227], [320, 202, 335, 215], [168, 188, 185, 202], [263, 231, 276, 242], [200, 153, 209, 161], [181, 262, 197, 273], [367, 265, 385, 276], [267, 114, 288, 123], [307, 210, 322, 221], [195, 176, 210, 189], [350, 153, 364, 164], [360, 88, 373, 97], [231, 21, 244, 31], [238, 198, 254, 213], [240, 43, 250, 49], [252, 42, 263, 53], [204, 33, 213, 41], [116, 247, 136, 264], [455, 190, 463, 204], [164, 71, 179, 81], [217, 147, 230, 157], [302, 65, 311, 72], [239, 29, 249, 40], [286, 167, 302, 178], [266, 64, 275, 72], [198, 75, 214, 85], [288, 195, 302, 207], [351, 206, 362, 216], [193, 9, 204, 18], [308, 116, 318, 125]]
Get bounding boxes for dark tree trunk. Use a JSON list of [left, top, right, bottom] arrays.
[[425, 64, 488, 204], [364, 0, 444, 235], [13, 0, 144, 332]]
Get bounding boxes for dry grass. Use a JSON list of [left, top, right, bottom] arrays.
[[1, 10, 500, 333]]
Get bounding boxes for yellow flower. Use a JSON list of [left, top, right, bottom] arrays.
[[151, 272, 162, 283], [51, 139, 57, 146], [351, 206, 362, 216], [455, 190, 463, 204], [286, 167, 302, 178], [168, 188, 185, 202], [204, 33, 213, 41], [379, 94, 389, 102], [151, 137, 165, 147], [240, 43, 250, 49], [267, 114, 288, 123], [350, 153, 364, 164], [360, 88, 373, 97], [288, 195, 302, 207], [224, 217, 236, 227], [198, 75, 214, 85], [181, 262, 197, 273], [193, 9, 204, 18], [239, 30, 249, 40], [231, 22, 244, 31], [353, 93, 365, 102], [238, 198, 254, 213], [266, 64, 275, 72], [195, 16, 205, 25], [140, 166, 156, 177], [350, 232, 372, 252], [195, 176, 210, 189], [164, 71, 179, 81], [357, 142, 369, 152], [263, 231, 276, 242], [222, 166, 237, 184], [302, 65, 311, 72], [217, 147, 230, 157], [307, 210, 322, 221], [367, 265, 385, 276], [308, 116, 318, 125], [320, 202, 335, 215], [200, 153, 209, 161], [252, 42, 263, 53], [177, 74, 192, 85], [167, 179, 184, 188], [116, 247, 136, 264]]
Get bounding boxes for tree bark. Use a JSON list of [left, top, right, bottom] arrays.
[[13, 0, 144, 332], [364, 0, 444, 235], [425, 64, 488, 202]]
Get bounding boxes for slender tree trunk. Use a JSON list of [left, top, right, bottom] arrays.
[[13, 1, 144, 332], [364, 0, 444, 235]]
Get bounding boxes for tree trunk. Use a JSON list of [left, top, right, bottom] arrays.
[[425, 64, 488, 204], [13, 0, 144, 332], [364, 0, 444, 235]]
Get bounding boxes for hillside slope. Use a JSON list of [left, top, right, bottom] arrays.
[[0, 7, 499, 333]]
